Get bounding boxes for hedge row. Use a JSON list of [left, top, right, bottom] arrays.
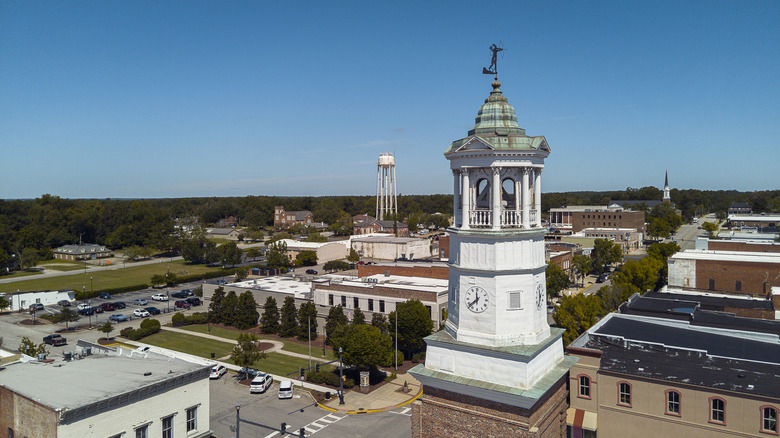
[[171, 312, 208, 326], [119, 318, 161, 341], [305, 370, 355, 389]]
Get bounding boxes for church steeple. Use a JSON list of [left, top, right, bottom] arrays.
[[663, 170, 671, 203]]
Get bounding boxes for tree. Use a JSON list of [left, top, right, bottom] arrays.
[[203, 241, 220, 266], [323, 260, 349, 272], [246, 248, 261, 260], [98, 322, 115, 339], [371, 312, 389, 334], [388, 299, 433, 356], [0, 296, 10, 313], [329, 212, 354, 236], [296, 250, 318, 267], [208, 286, 226, 323], [18, 336, 47, 357], [266, 241, 291, 269], [325, 305, 349, 345], [20, 247, 40, 270], [702, 221, 718, 238], [180, 238, 205, 263], [297, 301, 319, 341], [305, 233, 327, 242], [234, 291, 260, 330], [611, 257, 663, 293], [260, 296, 280, 334], [347, 247, 360, 263], [647, 241, 680, 287], [231, 333, 266, 379], [351, 308, 366, 325], [546, 263, 570, 299], [220, 291, 240, 327], [591, 238, 622, 274], [234, 268, 248, 281], [218, 242, 243, 267], [55, 307, 80, 329], [598, 282, 641, 312], [335, 324, 393, 370], [553, 294, 605, 345], [278, 296, 298, 338], [572, 254, 592, 287]]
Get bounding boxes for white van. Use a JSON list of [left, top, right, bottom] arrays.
[[250, 372, 273, 394], [278, 380, 293, 399]]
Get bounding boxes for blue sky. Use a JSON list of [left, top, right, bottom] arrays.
[[2, 1, 778, 199]]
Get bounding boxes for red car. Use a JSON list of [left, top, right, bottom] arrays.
[[100, 302, 115, 312], [174, 300, 191, 309]]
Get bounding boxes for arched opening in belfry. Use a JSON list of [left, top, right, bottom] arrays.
[[502, 178, 516, 208], [475, 179, 490, 209]]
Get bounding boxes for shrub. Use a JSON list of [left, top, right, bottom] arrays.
[[343, 378, 355, 389], [383, 349, 404, 367], [171, 312, 186, 326], [306, 370, 342, 387], [387, 372, 397, 381], [119, 327, 134, 338], [185, 312, 208, 325], [411, 352, 425, 363], [140, 318, 161, 330]]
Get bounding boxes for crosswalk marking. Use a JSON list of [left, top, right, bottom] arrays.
[[264, 413, 345, 437], [389, 407, 412, 416]]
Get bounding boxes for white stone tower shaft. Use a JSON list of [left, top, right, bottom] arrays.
[[375, 153, 398, 221]]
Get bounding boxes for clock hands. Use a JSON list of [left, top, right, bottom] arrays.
[[468, 295, 480, 309]]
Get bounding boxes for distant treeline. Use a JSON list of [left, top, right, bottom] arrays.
[[1, 189, 778, 260]]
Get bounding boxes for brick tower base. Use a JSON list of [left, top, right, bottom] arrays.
[[410, 375, 568, 438]]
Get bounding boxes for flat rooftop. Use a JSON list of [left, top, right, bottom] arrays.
[[352, 236, 420, 244], [230, 276, 313, 298], [0, 344, 207, 414], [324, 273, 448, 293], [670, 249, 780, 264]]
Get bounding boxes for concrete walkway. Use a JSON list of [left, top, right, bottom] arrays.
[[0, 256, 184, 284], [320, 372, 422, 414]]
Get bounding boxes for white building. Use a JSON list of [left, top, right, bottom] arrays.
[[277, 239, 348, 263], [0, 341, 212, 438], [351, 235, 432, 260], [7, 289, 75, 311]]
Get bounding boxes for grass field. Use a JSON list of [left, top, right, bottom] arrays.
[[228, 352, 333, 377], [140, 330, 236, 359], [179, 324, 335, 359], [0, 260, 223, 294]]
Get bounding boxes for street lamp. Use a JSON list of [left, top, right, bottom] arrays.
[[90, 276, 93, 295], [338, 347, 345, 405], [308, 317, 312, 370], [235, 404, 240, 438], [395, 309, 398, 371], [165, 273, 170, 313]]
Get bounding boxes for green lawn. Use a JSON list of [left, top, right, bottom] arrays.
[[0, 260, 223, 294], [229, 352, 333, 377], [131, 330, 236, 360], [178, 324, 335, 359]]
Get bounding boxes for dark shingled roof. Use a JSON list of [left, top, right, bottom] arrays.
[[645, 290, 774, 311]]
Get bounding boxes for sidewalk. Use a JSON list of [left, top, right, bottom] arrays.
[[320, 372, 422, 413]]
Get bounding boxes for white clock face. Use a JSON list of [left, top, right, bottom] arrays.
[[465, 286, 489, 313], [535, 283, 545, 310]]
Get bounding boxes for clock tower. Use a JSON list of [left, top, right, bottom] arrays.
[[409, 76, 576, 437]]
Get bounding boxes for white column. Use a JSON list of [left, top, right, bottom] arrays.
[[522, 168, 530, 229], [515, 176, 521, 226], [461, 169, 470, 230], [535, 168, 542, 227], [452, 170, 461, 227], [492, 167, 501, 230]]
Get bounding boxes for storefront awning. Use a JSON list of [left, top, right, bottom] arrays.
[[566, 408, 597, 431]]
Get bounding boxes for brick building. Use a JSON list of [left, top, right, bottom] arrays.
[[668, 250, 780, 296], [357, 261, 449, 280], [572, 210, 645, 234], [727, 213, 780, 232], [53, 243, 111, 261], [273, 206, 313, 229], [566, 295, 780, 437], [581, 227, 642, 251], [353, 219, 410, 237], [705, 239, 780, 253]]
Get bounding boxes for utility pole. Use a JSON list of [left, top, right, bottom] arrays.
[[338, 347, 345, 405], [308, 316, 312, 370], [395, 309, 398, 371]]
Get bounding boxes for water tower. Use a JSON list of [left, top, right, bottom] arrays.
[[376, 153, 398, 221]]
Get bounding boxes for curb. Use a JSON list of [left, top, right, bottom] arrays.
[[315, 387, 423, 414]]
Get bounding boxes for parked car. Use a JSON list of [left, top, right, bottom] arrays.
[[250, 372, 274, 393], [29, 303, 44, 311], [133, 308, 150, 318], [170, 291, 189, 299], [109, 314, 128, 322], [185, 297, 201, 306], [278, 380, 293, 399], [214, 279, 227, 285], [98, 292, 112, 299], [144, 306, 161, 315], [113, 301, 126, 309], [77, 302, 91, 310], [43, 334, 67, 346], [174, 300, 191, 309], [240, 367, 259, 378], [57, 300, 71, 307], [100, 302, 116, 312], [93, 306, 104, 314], [133, 298, 148, 306], [305, 269, 318, 275], [151, 293, 168, 301], [210, 365, 227, 379], [79, 307, 95, 316], [180, 289, 194, 297], [596, 273, 609, 283]]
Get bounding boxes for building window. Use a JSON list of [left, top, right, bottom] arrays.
[[507, 291, 522, 310], [354, 297, 359, 309], [379, 300, 385, 313], [368, 299, 374, 311], [341, 295, 346, 307], [710, 397, 726, 425], [578, 375, 590, 399], [8, 428, 13, 438], [135, 425, 148, 438], [328, 294, 333, 306], [162, 415, 174, 438], [186, 406, 197, 432], [618, 381, 632, 407], [709, 279, 715, 290], [762, 406, 778, 434], [736, 281, 742, 292], [666, 390, 681, 416]]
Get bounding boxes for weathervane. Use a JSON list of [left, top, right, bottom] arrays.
[[482, 43, 504, 78]]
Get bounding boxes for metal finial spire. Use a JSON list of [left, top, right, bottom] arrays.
[[482, 43, 503, 79]]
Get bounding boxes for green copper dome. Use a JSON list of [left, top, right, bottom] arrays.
[[445, 80, 549, 155]]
